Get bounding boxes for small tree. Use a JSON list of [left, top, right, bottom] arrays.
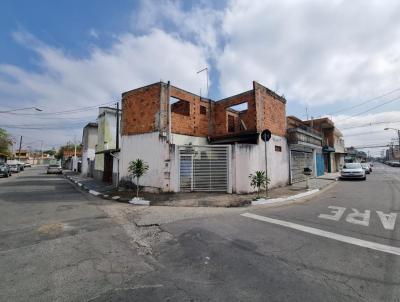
[[128, 159, 149, 198], [249, 171, 270, 198]]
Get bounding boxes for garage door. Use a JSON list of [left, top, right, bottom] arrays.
[[179, 145, 229, 192], [290, 149, 313, 183]]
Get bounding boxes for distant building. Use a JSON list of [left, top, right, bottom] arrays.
[[94, 107, 120, 184], [345, 147, 367, 163], [81, 122, 98, 177], [303, 118, 346, 173]]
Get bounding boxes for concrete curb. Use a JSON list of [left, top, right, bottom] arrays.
[[252, 189, 320, 206], [64, 174, 130, 203]]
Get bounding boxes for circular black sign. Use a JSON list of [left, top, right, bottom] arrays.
[[261, 129, 272, 142]]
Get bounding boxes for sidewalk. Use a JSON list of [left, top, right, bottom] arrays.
[[64, 171, 338, 207]]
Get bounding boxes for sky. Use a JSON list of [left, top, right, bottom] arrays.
[[1, 0, 400, 156]]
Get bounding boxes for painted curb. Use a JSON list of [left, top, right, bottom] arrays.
[[88, 190, 101, 196], [252, 189, 320, 206], [129, 198, 150, 206]]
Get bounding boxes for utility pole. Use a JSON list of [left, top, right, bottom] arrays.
[[397, 129, 400, 164], [116, 102, 119, 149], [18, 136, 22, 161], [40, 140, 43, 164]]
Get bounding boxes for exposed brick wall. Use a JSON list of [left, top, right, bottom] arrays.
[[254, 81, 286, 137], [122, 83, 161, 135], [212, 90, 257, 136], [170, 86, 210, 137], [121, 81, 287, 139]]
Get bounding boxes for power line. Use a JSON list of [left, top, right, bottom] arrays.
[[0, 101, 115, 116], [335, 96, 400, 123], [340, 120, 400, 130], [329, 87, 400, 116]]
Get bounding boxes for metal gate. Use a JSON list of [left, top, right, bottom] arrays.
[[290, 149, 313, 183], [179, 145, 229, 192]]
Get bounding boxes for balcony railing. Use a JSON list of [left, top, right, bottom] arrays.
[[287, 127, 323, 146]]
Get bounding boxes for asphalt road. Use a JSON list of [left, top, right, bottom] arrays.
[[1, 163, 400, 301], [0, 167, 154, 302], [136, 163, 400, 302]]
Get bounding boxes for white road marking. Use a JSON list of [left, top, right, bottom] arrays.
[[318, 206, 346, 221], [377, 211, 397, 230], [241, 212, 400, 256], [345, 208, 370, 226]]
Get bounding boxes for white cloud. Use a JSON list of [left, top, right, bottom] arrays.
[[218, 0, 400, 104], [88, 28, 99, 39], [0, 29, 208, 146]]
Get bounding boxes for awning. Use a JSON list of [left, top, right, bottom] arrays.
[[95, 148, 120, 155], [322, 145, 335, 152]]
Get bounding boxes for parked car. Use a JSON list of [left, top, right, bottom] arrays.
[[18, 162, 24, 171], [0, 163, 11, 177], [340, 163, 366, 180], [47, 164, 62, 174], [9, 164, 19, 173], [361, 163, 371, 174], [24, 163, 32, 168]]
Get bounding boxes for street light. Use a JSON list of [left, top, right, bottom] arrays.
[[384, 128, 400, 164], [0, 107, 43, 113]]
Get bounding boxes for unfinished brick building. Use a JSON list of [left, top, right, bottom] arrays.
[[119, 81, 289, 193]]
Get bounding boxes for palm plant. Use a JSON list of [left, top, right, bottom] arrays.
[[249, 171, 270, 198], [128, 159, 149, 198]]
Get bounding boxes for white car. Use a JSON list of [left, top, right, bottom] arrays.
[[360, 163, 371, 174], [340, 163, 366, 180], [47, 164, 62, 174]]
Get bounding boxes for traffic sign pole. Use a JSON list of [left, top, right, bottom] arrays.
[[261, 129, 271, 199], [264, 138, 268, 198]]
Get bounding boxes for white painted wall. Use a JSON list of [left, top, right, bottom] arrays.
[[81, 148, 95, 176], [233, 135, 289, 193], [170, 133, 208, 145], [119, 132, 168, 191]]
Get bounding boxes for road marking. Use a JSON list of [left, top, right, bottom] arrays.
[[377, 211, 397, 230], [318, 206, 397, 229], [345, 208, 370, 226], [318, 206, 346, 221], [241, 212, 400, 256]]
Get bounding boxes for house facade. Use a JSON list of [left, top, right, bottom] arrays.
[[94, 107, 120, 184], [303, 118, 345, 173], [286, 116, 323, 183], [81, 122, 98, 177], [119, 81, 289, 193]]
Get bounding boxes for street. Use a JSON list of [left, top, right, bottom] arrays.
[[1, 163, 400, 301]]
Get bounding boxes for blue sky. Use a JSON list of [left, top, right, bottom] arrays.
[[1, 0, 400, 155]]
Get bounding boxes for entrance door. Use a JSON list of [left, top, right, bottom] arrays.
[[179, 146, 229, 192], [290, 149, 313, 183], [103, 153, 113, 183]]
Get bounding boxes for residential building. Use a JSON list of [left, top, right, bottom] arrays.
[[119, 81, 289, 194], [94, 107, 120, 184], [303, 117, 345, 173], [81, 122, 98, 177], [345, 147, 367, 163], [14, 150, 30, 163], [286, 116, 323, 183], [62, 148, 82, 170], [386, 144, 400, 161]]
